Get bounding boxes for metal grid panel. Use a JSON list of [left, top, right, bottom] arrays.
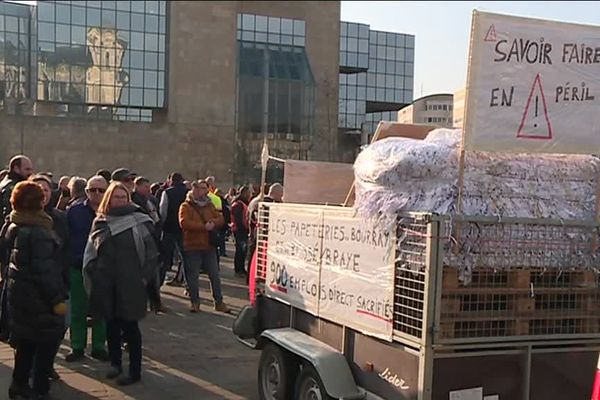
[[393, 216, 430, 341], [439, 218, 600, 341], [255, 204, 271, 289]]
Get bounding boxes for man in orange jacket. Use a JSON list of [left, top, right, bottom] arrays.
[[179, 180, 230, 313]]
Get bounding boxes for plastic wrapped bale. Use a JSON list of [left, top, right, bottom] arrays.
[[353, 128, 600, 221]]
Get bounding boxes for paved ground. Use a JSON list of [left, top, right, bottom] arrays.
[[0, 254, 260, 400]]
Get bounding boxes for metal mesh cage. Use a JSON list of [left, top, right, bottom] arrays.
[[439, 218, 600, 342], [393, 216, 430, 341]]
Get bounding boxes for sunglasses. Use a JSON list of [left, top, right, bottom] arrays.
[[88, 188, 106, 194]]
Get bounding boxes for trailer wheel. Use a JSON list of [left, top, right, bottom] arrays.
[[294, 365, 334, 400], [258, 343, 296, 400]]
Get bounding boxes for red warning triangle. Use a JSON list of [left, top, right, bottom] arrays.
[[517, 74, 553, 140], [484, 24, 497, 42]]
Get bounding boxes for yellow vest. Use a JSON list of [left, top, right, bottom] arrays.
[[208, 192, 222, 211]]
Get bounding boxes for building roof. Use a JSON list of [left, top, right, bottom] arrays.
[[410, 93, 453, 103]]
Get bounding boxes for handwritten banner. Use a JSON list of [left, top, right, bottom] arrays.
[[265, 205, 396, 341], [464, 11, 600, 154]]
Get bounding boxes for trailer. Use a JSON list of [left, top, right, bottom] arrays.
[[233, 202, 600, 400]]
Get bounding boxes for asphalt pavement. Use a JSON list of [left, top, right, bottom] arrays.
[[0, 253, 260, 400]]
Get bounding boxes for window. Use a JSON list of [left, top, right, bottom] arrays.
[[238, 13, 306, 47], [31, 0, 168, 121]]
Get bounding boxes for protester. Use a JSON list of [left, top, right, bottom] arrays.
[[215, 188, 230, 257], [0, 155, 34, 222], [52, 175, 70, 209], [159, 173, 187, 286], [0, 155, 33, 343], [30, 174, 70, 381], [66, 177, 87, 208], [4, 182, 67, 399], [179, 180, 229, 313], [150, 183, 161, 198], [65, 176, 109, 363], [225, 187, 237, 204], [95, 169, 112, 184], [231, 186, 251, 277], [111, 168, 135, 193], [205, 176, 225, 263], [83, 182, 160, 386], [133, 176, 165, 314], [247, 183, 283, 272]]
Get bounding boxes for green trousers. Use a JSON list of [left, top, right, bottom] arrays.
[[69, 268, 106, 352]]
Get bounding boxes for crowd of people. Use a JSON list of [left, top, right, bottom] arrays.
[[0, 155, 283, 399]]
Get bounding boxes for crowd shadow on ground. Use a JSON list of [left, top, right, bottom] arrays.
[[46, 258, 259, 400], [0, 362, 99, 400]]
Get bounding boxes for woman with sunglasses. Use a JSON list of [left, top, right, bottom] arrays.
[[83, 182, 160, 386], [65, 176, 110, 363]]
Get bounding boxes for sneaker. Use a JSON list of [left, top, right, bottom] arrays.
[[189, 303, 200, 313], [214, 302, 231, 313], [48, 368, 60, 381], [117, 375, 141, 386], [166, 279, 183, 287], [105, 366, 123, 379], [90, 349, 110, 362], [8, 381, 32, 399], [154, 304, 168, 315], [65, 349, 85, 362]]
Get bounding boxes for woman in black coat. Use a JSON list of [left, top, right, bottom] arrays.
[[83, 182, 159, 386], [4, 181, 67, 399], [30, 174, 71, 381]]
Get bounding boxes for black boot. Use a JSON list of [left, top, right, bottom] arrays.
[[8, 381, 32, 399], [106, 365, 123, 379]]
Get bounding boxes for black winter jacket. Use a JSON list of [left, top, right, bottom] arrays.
[[86, 205, 159, 321], [5, 223, 66, 344]]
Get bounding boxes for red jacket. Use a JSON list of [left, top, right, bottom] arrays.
[[230, 199, 249, 236]]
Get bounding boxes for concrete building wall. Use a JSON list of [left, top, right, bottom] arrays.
[[397, 94, 453, 128], [0, 1, 340, 185], [453, 88, 466, 128]]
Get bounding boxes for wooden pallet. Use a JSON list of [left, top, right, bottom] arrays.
[[438, 268, 600, 339]]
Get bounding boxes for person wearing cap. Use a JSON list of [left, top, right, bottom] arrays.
[[96, 169, 112, 184], [111, 168, 136, 193]]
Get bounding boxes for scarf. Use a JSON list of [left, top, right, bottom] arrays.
[[186, 192, 212, 208], [82, 212, 153, 295], [9, 210, 53, 230]]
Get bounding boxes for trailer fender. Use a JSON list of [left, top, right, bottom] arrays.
[[259, 328, 364, 400]]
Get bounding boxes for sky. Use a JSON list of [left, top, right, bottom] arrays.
[[341, 1, 600, 98]]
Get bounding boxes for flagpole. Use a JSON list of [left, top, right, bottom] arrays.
[[260, 136, 269, 201]]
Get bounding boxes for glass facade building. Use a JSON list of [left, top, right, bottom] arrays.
[[339, 21, 415, 134], [0, 0, 167, 122], [0, 1, 34, 108], [235, 13, 315, 139]]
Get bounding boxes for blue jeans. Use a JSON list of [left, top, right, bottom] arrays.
[[184, 250, 223, 304]]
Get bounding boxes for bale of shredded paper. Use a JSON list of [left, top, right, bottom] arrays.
[[354, 128, 600, 222]]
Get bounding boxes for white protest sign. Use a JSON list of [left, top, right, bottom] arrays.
[[265, 206, 322, 315], [265, 205, 397, 341], [318, 212, 395, 341], [464, 11, 600, 154]]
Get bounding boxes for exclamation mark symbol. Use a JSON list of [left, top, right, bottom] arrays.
[[534, 96, 539, 128]]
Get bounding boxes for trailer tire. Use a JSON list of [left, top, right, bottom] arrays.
[[258, 343, 296, 400], [294, 364, 334, 400]]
